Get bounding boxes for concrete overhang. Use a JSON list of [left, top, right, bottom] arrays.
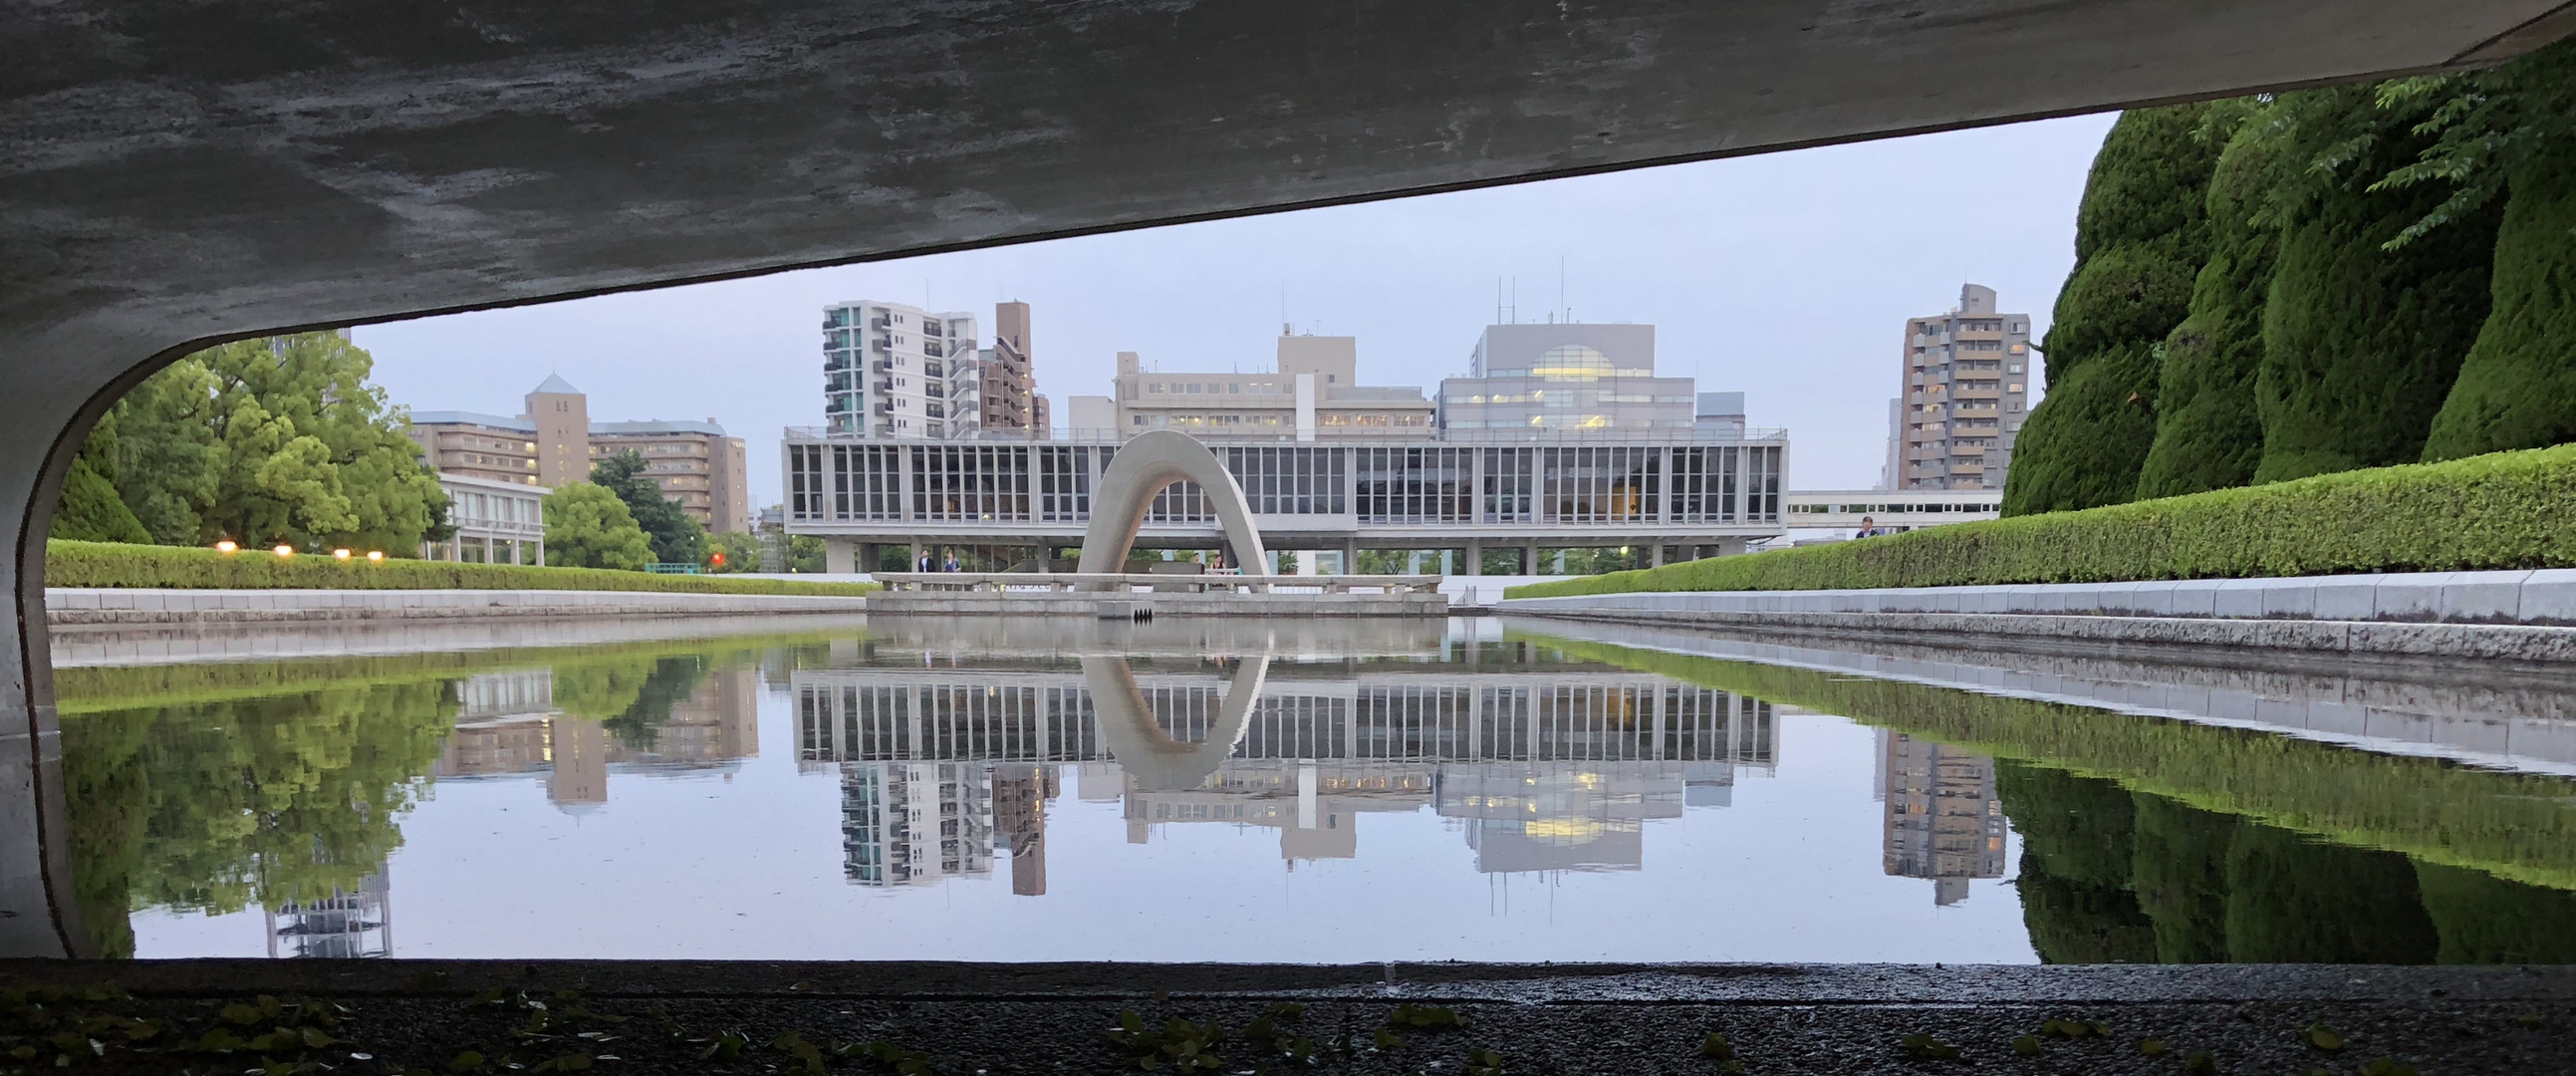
[[5, 0, 2574, 370]]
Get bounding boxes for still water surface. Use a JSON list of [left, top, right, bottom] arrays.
[[54, 617, 2576, 964]]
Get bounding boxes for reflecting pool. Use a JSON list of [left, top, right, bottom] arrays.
[[52, 616, 2576, 963]]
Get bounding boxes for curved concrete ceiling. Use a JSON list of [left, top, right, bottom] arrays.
[[4, 0, 2572, 359]]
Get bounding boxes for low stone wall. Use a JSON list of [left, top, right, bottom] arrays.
[[1497, 569, 2576, 663], [44, 588, 871, 628]]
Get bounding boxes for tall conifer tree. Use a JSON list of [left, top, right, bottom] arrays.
[[2001, 105, 2218, 516]]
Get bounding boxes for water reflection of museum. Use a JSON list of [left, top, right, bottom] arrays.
[[792, 646, 1786, 892]]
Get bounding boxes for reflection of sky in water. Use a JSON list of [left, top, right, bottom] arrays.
[[122, 640, 2040, 963], [102, 618, 2576, 966]]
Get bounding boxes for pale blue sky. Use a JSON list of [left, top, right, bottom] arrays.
[[356, 113, 2118, 505]]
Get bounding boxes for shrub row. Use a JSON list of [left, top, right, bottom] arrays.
[[1509, 443, 2576, 599], [44, 540, 876, 596]]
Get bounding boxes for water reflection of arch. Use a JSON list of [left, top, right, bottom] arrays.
[[1082, 654, 1270, 791], [1075, 430, 1269, 583]]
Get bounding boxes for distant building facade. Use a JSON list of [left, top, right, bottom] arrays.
[[411, 376, 751, 532], [821, 300, 982, 439], [1889, 284, 2032, 490], [425, 473, 546, 564], [1437, 323, 1698, 436], [978, 301, 1045, 434], [1878, 730, 2007, 906], [1109, 331, 1434, 437]]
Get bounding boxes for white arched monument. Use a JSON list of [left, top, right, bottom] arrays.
[[1075, 429, 1272, 580]]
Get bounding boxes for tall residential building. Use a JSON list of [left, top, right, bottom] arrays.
[[1877, 730, 2007, 906], [978, 301, 1044, 434], [821, 300, 981, 438], [1109, 330, 1433, 437], [841, 762, 996, 887], [1436, 323, 1699, 436], [411, 376, 753, 532], [1894, 285, 2032, 490]]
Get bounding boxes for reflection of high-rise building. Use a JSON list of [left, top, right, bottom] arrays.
[[266, 870, 391, 958], [1878, 730, 2007, 906], [842, 763, 995, 886], [1436, 762, 1681, 874], [433, 667, 760, 810], [794, 665, 1781, 873], [548, 717, 610, 810], [992, 763, 1058, 896]]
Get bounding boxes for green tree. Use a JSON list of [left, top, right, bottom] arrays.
[[708, 530, 765, 573], [2003, 104, 2221, 516], [102, 358, 223, 545], [543, 483, 653, 570], [2136, 111, 2279, 498], [591, 450, 708, 565], [790, 534, 827, 573], [50, 410, 150, 544], [2253, 87, 2503, 482], [62, 334, 445, 551], [2375, 43, 2576, 460]]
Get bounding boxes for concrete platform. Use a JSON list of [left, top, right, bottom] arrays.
[[867, 591, 1446, 618], [869, 573, 1448, 617], [42, 588, 872, 629], [0, 959, 2566, 1074]]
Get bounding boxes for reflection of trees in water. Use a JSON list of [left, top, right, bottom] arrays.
[[1999, 760, 2576, 964], [62, 681, 454, 957], [553, 656, 711, 752]]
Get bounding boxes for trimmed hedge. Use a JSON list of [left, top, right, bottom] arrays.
[[44, 539, 876, 597], [1508, 443, 2576, 599]]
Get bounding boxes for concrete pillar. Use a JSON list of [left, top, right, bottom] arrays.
[[857, 542, 878, 574], [1341, 538, 1359, 575], [823, 537, 857, 574], [1464, 539, 1483, 576], [1652, 544, 1666, 568], [1525, 542, 1540, 575], [909, 540, 925, 572]]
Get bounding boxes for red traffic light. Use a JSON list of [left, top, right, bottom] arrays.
[[710, 552, 724, 565]]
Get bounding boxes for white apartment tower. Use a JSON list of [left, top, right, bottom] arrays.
[[1893, 285, 2032, 490], [822, 300, 982, 438]]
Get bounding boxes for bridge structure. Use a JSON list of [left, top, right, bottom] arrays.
[[4, 0, 2570, 959]]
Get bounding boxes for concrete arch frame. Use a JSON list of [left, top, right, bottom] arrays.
[[1075, 431, 1271, 584], [1082, 654, 1271, 792]]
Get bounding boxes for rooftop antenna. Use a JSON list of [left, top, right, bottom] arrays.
[[1559, 254, 1567, 322], [1496, 278, 1504, 326]]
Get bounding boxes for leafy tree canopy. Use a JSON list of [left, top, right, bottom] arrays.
[[591, 450, 707, 565], [59, 334, 445, 552], [542, 483, 653, 571]]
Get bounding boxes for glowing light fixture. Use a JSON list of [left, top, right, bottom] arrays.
[[333, 548, 353, 560], [272, 545, 295, 558], [214, 540, 238, 554], [367, 551, 386, 562]]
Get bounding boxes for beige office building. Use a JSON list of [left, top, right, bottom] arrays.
[[411, 375, 753, 533], [1886, 284, 2032, 490], [979, 301, 1046, 434], [1096, 330, 1433, 438]]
